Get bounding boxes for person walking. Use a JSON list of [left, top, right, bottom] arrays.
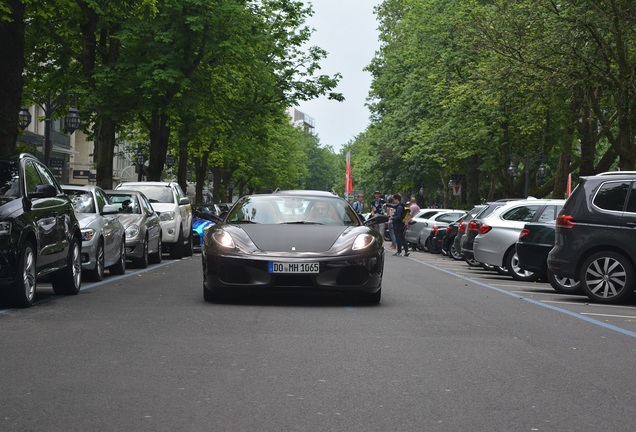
[[352, 193, 364, 215], [370, 190, 386, 238], [407, 197, 420, 223], [390, 193, 409, 256], [386, 196, 397, 249]]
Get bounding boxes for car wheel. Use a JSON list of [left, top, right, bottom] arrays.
[[51, 237, 82, 295], [184, 229, 193, 257], [170, 228, 185, 259], [506, 250, 540, 282], [450, 243, 463, 260], [547, 269, 582, 295], [465, 255, 480, 267], [427, 237, 441, 254], [481, 262, 495, 271], [13, 240, 37, 308], [149, 235, 162, 264], [109, 238, 126, 275], [359, 287, 381, 305], [495, 265, 511, 276], [580, 251, 635, 304], [87, 239, 105, 281], [136, 236, 149, 268]]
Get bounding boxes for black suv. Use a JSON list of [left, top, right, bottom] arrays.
[[547, 172, 636, 304], [0, 153, 83, 307]]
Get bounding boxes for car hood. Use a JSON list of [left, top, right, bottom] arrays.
[[238, 224, 350, 252], [115, 213, 143, 228], [149, 203, 176, 213], [0, 197, 21, 220], [76, 212, 101, 228]]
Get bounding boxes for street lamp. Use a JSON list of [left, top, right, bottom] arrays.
[[165, 153, 175, 168], [22, 91, 81, 166], [18, 107, 32, 130], [136, 152, 145, 181], [508, 154, 546, 197]]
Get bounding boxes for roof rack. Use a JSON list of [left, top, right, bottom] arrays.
[[597, 171, 636, 176]]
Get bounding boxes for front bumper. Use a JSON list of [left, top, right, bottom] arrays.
[[80, 239, 99, 270], [202, 251, 384, 294], [125, 237, 144, 260]]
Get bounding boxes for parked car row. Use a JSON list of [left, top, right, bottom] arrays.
[[0, 153, 216, 308]]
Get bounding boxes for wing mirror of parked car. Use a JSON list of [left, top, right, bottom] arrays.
[[179, 197, 190, 205], [29, 184, 58, 199], [101, 204, 120, 215], [364, 214, 389, 226]]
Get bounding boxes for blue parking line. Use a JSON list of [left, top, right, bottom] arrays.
[[411, 257, 636, 339], [0, 260, 177, 315]]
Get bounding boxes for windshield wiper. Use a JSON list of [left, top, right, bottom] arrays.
[[282, 221, 322, 225]]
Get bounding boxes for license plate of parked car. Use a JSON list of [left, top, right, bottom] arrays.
[[268, 262, 319, 274]]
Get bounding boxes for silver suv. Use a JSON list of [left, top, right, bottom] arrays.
[[116, 181, 193, 259]]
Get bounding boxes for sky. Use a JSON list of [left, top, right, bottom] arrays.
[[297, 0, 383, 152]]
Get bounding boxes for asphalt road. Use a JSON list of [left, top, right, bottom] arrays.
[[1, 251, 636, 431]]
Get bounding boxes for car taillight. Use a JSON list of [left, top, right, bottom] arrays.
[[446, 226, 452, 233], [479, 224, 491, 235], [432, 225, 439, 234], [556, 215, 576, 228], [458, 222, 466, 232], [519, 228, 530, 240], [468, 221, 478, 232]]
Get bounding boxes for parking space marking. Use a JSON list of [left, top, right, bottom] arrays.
[[581, 312, 636, 319], [410, 256, 636, 339]]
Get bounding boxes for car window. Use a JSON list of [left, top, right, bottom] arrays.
[[627, 182, 636, 213], [110, 193, 142, 214], [24, 160, 43, 194], [95, 189, 108, 212], [0, 160, 20, 199], [33, 161, 61, 193], [127, 185, 175, 203], [418, 211, 440, 219], [66, 190, 96, 213], [502, 205, 539, 222], [537, 205, 559, 223], [437, 212, 465, 223], [594, 181, 629, 212]]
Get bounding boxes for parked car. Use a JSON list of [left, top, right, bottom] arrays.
[[516, 221, 581, 294], [0, 153, 82, 307], [461, 200, 519, 267], [116, 181, 193, 259], [449, 206, 486, 260], [404, 209, 453, 249], [473, 199, 565, 281], [62, 185, 127, 281], [201, 190, 386, 304], [105, 190, 163, 268], [548, 172, 636, 304], [191, 205, 221, 251], [416, 210, 467, 252]]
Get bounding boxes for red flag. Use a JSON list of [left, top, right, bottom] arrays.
[[566, 173, 572, 197], [345, 151, 353, 196]]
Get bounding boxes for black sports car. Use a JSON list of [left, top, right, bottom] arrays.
[[201, 190, 386, 304]]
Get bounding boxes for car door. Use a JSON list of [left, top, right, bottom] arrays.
[[139, 193, 161, 248], [95, 188, 119, 266], [27, 160, 70, 270]]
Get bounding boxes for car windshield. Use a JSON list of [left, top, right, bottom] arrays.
[[226, 195, 360, 226], [108, 193, 141, 214], [65, 190, 96, 214], [0, 160, 20, 203], [124, 185, 174, 203]]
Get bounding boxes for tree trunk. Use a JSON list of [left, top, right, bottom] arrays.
[[0, 0, 25, 156], [147, 109, 170, 181], [95, 116, 116, 190]]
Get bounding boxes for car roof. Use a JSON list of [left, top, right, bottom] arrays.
[[118, 181, 177, 186], [271, 189, 339, 197], [62, 184, 100, 191]]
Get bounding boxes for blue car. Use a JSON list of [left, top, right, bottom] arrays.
[[191, 206, 221, 251]]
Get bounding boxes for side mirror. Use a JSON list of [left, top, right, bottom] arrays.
[[179, 197, 190, 205], [29, 184, 57, 199], [102, 204, 120, 215]]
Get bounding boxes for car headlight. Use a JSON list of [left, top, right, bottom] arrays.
[[212, 230, 235, 248], [159, 211, 176, 222], [82, 228, 96, 241], [353, 233, 375, 250], [0, 221, 11, 236], [125, 224, 140, 238]]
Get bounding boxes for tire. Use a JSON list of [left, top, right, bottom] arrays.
[[13, 241, 37, 308], [170, 228, 185, 259], [547, 269, 582, 295], [87, 239, 105, 282], [149, 235, 162, 264], [579, 251, 635, 304], [495, 265, 511, 276], [506, 250, 540, 282], [465, 255, 480, 267], [184, 229, 193, 257], [361, 287, 381, 305], [450, 242, 463, 260], [51, 237, 82, 295], [135, 236, 149, 268], [427, 237, 441, 254], [482, 262, 495, 271], [109, 238, 127, 275]]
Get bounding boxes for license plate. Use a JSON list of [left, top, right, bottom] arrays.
[[268, 262, 319, 274]]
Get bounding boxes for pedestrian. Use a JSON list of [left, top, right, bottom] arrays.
[[370, 190, 386, 238], [406, 196, 420, 224], [390, 193, 409, 256], [386, 196, 397, 249], [352, 193, 364, 215]]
